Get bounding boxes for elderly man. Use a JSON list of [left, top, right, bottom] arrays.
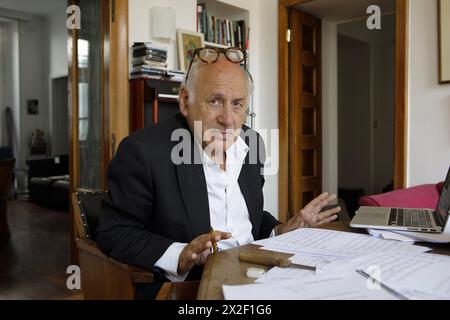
[[96, 47, 340, 298]]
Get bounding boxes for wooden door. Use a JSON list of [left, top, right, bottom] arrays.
[[288, 9, 322, 217]]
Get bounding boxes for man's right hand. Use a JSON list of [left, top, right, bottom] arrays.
[[177, 231, 231, 274]]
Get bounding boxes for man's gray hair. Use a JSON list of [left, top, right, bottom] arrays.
[[182, 59, 254, 105]]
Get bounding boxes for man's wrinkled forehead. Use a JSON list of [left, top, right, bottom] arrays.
[[195, 59, 248, 95]]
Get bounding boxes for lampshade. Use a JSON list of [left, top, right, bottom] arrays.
[[151, 7, 176, 39]]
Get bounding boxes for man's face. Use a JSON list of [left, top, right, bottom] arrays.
[[180, 57, 249, 153]]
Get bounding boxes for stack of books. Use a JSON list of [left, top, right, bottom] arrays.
[[166, 69, 185, 82], [130, 42, 169, 79]]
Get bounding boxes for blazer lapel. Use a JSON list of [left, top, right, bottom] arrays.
[[238, 157, 260, 240], [175, 139, 211, 238]]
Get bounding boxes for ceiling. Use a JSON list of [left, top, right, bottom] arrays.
[[295, 0, 395, 22], [0, 0, 65, 16]]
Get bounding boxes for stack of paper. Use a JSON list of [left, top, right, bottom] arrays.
[[367, 229, 416, 242], [223, 271, 401, 300], [253, 228, 429, 268], [317, 251, 450, 299], [222, 228, 450, 300]]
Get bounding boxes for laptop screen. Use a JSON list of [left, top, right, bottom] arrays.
[[436, 167, 450, 225]]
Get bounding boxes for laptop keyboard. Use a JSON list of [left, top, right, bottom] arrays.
[[388, 208, 433, 228]]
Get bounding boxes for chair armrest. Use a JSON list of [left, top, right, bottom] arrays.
[[77, 238, 154, 283], [156, 281, 200, 300]]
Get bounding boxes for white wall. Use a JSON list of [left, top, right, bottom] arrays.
[[0, 19, 20, 162], [46, 10, 67, 78], [18, 15, 50, 168], [45, 7, 68, 155], [257, 0, 278, 217], [408, 0, 450, 186], [129, 0, 280, 217]]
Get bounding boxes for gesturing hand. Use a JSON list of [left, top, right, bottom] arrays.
[[275, 192, 341, 235], [177, 230, 231, 274]]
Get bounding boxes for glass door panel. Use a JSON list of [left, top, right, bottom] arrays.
[[76, 0, 102, 189]]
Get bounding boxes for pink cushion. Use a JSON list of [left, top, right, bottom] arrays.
[[359, 183, 443, 210]]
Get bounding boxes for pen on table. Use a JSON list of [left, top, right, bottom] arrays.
[[356, 270, 408, 300], [210, 228, 219, 253]]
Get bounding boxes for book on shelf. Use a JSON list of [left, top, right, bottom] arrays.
[[196, 4, 248, 50], [132, 50, 167, 60], [131, 65, 167, 73], [130, 69, 185, 82], [131, 60, 168, 68], [132, 42, 167, 52]]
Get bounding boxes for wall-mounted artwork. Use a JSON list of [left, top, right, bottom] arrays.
[[177, 29, 205, 72], [27, 99, 39, 115], [438, 0, 450, 84]]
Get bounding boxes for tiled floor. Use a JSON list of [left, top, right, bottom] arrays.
[[0, 200, 82, 299]]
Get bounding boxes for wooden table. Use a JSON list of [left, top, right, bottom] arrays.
[[196, 222, 450, 300]]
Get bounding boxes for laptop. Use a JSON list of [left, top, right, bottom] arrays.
[[350, 167, 450, 233]]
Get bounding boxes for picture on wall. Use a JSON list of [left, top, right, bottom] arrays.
[[27, 99, 39, 115], [177, 28, 205, 72], [438, 0, 450, 84]]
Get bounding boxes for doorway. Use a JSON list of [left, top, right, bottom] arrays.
[[278, 0, 409, 222], [51, 76, 69, 156], [337, 15, 396, 215]]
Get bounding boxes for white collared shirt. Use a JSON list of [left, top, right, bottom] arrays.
[[154, 136, 255, 282], [201, 136, 254, 250]]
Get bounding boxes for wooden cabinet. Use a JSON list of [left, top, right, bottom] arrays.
[[130, 78, 182, 132]]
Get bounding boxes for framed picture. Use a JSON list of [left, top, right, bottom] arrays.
[[177, 28, 205, 72], [438, 0, 450, 84], [27, 99, 39, 115]]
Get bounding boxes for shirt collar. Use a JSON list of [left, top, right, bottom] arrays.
[[194, 135, 249, 167]]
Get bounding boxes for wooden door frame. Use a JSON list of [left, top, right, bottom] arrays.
[[278, 0, 409, 222], [69, 0, 129, 263]]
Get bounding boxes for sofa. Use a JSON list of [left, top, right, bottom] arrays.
[[27, 155, 69, 211], [358, 182, 445, 209]]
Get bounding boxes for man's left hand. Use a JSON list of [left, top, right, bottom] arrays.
[[274, 192, 341, 235]]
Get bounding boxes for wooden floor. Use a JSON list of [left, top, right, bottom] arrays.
[[0, 200, 82, 299]]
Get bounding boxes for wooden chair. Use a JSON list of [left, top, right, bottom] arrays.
[[0, 158, 15, 237], [156, 281, 200, 300], [72, 191, 154, 299]]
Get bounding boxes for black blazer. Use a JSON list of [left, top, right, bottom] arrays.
[[96, 114, 280, 272]]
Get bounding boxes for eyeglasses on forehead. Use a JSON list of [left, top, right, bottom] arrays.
[[185, 47, 247, 83]]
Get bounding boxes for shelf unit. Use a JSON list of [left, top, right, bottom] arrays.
[[197, 0, 250, 51], [130, 78, 182, 133]]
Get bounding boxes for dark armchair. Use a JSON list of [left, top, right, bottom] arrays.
[[72, 191, 154, 299]]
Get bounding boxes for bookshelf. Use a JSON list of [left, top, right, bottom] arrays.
[[130, 78, 182, 133], [204, 41, 228, 49], [197, 0, 250, 52]]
